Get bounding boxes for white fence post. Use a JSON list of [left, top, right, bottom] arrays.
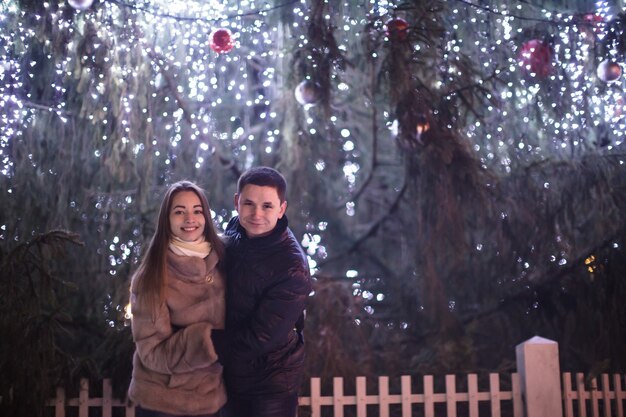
[[516, 336, 564, 417]]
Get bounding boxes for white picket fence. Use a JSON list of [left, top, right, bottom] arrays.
[[47, 337, 626, 417]]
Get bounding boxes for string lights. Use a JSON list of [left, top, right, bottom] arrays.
[[0, 0, 624, 181]]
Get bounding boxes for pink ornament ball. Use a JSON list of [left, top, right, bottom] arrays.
[[518, 39, 553, 78], [596, 60, 622, 83], [210, 29, 234, 54], [68, 0, 94, 10]]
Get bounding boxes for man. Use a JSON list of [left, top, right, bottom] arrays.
[[221, 166, 312, 417]]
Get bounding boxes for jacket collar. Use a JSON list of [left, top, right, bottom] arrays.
[[227, 215, 289, 248]]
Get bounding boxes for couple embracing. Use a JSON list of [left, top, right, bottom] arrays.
[[127, 166, 312, 417]]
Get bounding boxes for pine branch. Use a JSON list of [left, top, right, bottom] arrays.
[[458, 224, 626, 326], [20, 100, 73, 116], [320, 181, 408, 265]]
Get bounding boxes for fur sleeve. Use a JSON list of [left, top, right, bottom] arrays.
[[130, 292, 219, 374]]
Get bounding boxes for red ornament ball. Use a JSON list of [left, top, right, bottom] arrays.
[[385, 18, 409, 42], [210, 28, 234, 54], [518, 39, 553, 78], [596, 60, 622, 83], [294, 80, 321, 106]]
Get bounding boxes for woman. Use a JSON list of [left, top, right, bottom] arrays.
[[128, 181, 226, 417]]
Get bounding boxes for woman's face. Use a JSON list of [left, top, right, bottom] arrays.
[[169, 190, 206, 242]]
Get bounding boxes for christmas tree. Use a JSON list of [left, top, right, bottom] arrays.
[[1, 0, 625, 415]]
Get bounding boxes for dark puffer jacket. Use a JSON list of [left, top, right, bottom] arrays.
[[222, 215, 312, 398]]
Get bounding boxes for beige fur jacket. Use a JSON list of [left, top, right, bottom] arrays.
[[128, 249, 226, 415]]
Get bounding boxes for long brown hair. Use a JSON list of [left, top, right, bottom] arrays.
[[131, 181, 225, 316]]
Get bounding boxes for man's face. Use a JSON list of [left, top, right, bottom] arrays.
[[235, 184, 286, 238]]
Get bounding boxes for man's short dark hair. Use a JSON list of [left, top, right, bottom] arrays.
[[237, 166, 287, 202]]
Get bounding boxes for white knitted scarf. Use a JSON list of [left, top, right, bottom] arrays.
[[169, 236, 212, 258]]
